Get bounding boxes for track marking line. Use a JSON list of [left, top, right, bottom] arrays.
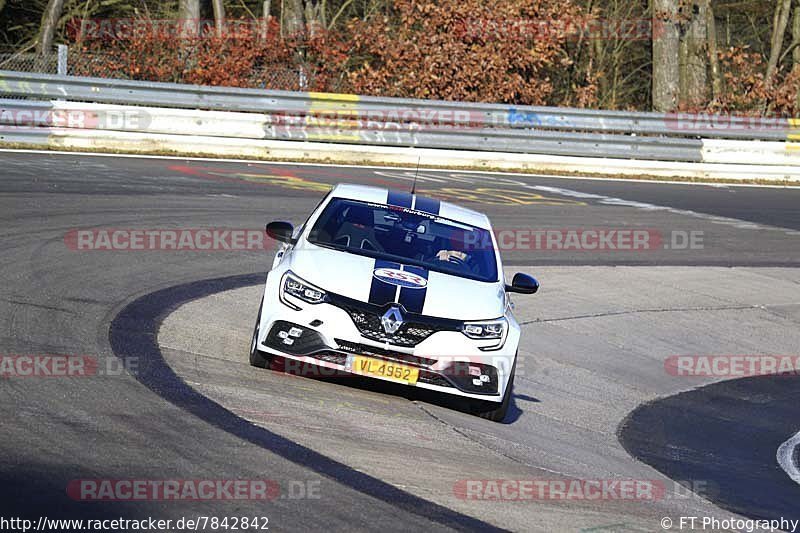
[[526, 184, 800, 234], [777, 430, 800, 486], [1, 148, 798, 189]]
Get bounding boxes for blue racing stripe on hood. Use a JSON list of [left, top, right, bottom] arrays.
[[368, 259, 400, 306], [398, 265, 429, 314]]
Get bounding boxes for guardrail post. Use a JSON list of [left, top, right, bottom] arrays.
[[299, 66, 308, 91], [57, 45, 68, 76]]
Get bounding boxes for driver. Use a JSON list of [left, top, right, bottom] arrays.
[[434, 249, 468, 262]]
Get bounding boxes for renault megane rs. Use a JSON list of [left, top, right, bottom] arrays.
[[249, 184, 538, 421]]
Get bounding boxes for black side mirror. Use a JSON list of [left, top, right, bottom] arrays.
[[266, 221, 295, 244], [506, 273, 539, 294]]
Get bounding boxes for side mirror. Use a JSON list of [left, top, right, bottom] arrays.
[[506, 273, 539, 294], [266, 221, 295, 244]]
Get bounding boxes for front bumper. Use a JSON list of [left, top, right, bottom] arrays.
[[255, 283, 519, 402]]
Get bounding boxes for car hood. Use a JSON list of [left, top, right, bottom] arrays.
[[287, 243, 505, 320]]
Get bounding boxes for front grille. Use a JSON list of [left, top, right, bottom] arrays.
[[343, 305, 437, 346], [334, 339, 437, 367], [310, 351, 348, 365], [328, 293, 462, 348]]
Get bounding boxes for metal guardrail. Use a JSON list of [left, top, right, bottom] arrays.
[[0, 70, 797, 163]]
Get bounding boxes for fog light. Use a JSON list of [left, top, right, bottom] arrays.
[[472, 378, 483, 386], [288, 327, 303, 337], [282, 338, 295, 346], [278, 331, 289, 339]]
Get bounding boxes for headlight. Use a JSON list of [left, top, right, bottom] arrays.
[[461, 318, 507, 340], [280, 271, 326, 309]]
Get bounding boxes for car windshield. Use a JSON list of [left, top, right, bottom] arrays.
[[307, 198, 498, 283]]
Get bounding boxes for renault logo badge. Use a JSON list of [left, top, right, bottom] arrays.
[[381, 306, 404, 335]]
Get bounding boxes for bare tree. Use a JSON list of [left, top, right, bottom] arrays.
[[283, 0, 305, 36], [260, 0, 272, 40], [653, 0, 680, 111], [305, 0, 325, 36], [282, 0, 326, 37], [680, 1, 709, 107], [212, 0, 226, 35], [179, 0, 201, 37], [765, 0, 792, 86], [705, 0, 723, 101], [793, 1, 800, 67], [38, 0, 64, 54]]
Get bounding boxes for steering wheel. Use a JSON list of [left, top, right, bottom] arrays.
[[446, 255, 466, 267], [360, 237, 385, 253]]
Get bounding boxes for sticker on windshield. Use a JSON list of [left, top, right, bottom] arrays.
[[373, 268, 428, 289]]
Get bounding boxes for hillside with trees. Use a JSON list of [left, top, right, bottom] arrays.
[[0, 0, 797, 114]]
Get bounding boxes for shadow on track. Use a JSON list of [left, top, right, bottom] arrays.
[[109, 272, 507, 533], [618, 375, 800, 523]]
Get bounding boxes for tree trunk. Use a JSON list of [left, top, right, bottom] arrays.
[[793, 2, 800, 67], [212, 0, 226, 35], [283, 0, 305, 37], [681, 1, 709, 108], [652, 0, 680, 111], [305, 0, 324, 37], [794, 2, 800, 111], [38, 0, 65, 55], [178, 0, 201, 37], [260, 0, 272, 40], [705, 0, 723, 102], [592, 36, 609, 108], [765, 0, 792, 86]]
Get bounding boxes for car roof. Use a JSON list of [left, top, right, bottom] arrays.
[[329, 183, 491, 229]]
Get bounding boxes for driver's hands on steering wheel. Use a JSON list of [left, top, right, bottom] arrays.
[[435, 250, 468, 264]]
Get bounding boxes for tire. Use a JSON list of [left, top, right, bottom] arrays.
[[469, 358, 516, 422], [249, 297, 272, 369]]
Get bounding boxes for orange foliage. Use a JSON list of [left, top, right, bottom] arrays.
[[69, 18, 342, 91], [342, 0, 588, 105]]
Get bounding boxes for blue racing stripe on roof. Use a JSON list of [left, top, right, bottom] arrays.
[[387, 190, 413, 208], [413, 196, 440, 215]]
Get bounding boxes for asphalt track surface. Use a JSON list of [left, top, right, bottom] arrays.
[[1, 149, 799, 532]]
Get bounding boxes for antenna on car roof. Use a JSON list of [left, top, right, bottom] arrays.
[[411, 156, 421, 195]]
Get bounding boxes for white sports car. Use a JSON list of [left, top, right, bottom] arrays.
[[250, 184, 538, 421]]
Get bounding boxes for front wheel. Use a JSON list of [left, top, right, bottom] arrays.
[[249, 297, 272, 369], [468, 358, 516, 422]]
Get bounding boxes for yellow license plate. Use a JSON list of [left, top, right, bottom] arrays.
[[349, 355, 419, 385]]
